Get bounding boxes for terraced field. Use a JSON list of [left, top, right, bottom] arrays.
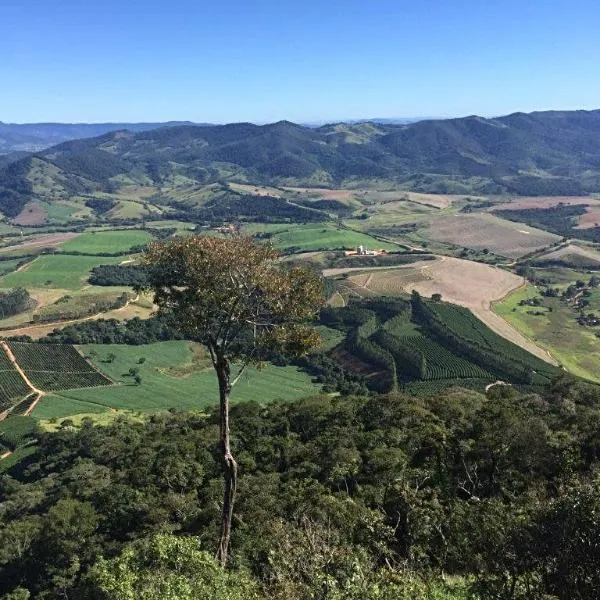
[[339, 258, 553, 362], [326, 297, 560, 396]]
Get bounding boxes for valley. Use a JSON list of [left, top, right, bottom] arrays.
[[1, 111, 600, 457]]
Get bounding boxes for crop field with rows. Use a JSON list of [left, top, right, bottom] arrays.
[[0, 416, 38, 450], [427, 302, 558, 380], [325, 296, 560, 395], [7, 342, 112, 391], [0, 350, 30, 412], [400, 336, 493, 381]]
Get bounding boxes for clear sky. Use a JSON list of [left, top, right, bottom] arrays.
[[1, 0, 599, 123]]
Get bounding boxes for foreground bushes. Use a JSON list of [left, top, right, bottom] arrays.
[[2, 378, 600, 598]]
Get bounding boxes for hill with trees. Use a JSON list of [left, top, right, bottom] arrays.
[[2, 109, 600, 221], [2, 379, 600, 599], [0, 121, 202, 154]]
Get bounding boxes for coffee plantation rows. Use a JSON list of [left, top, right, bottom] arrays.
[[0, 415, 38, 451], [321, 295, 561, 394], [0, 343, 113, 415], [7, 343, 112, 391], [0, 350, 31, 412]]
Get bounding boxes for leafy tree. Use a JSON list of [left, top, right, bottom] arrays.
[[142, 235, 322, 565], [84, 534, 263, 600]]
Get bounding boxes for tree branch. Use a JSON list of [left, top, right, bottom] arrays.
[[230, 362, 250, 388]]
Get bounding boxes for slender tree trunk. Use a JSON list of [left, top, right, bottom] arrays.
[[215, 356, 238, 567]]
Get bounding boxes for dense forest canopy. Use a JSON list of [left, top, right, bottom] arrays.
[[1, 379, 600, 599]]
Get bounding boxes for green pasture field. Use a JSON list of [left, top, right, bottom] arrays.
[[0, 255, 123, 290], [266, 224, 402, 252], [29, 341, 323, 419], [33, 289, 131, 322], [345, 200, 438, 230], [37, 200, 88, 223], [494, 286, 600, 383], [145, 220, 196, 231], [60, 229, 153, 254]]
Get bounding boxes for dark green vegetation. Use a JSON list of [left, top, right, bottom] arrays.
[[0, 288, 36, 318], [0, 121, 199, 153], [321, 295, 559, 395], [87, 263, 149, 286], [2, 379, 600, 598], [495, 204, 600, 242], [32, 315, 183, 345], [4, 110, 600, 223]]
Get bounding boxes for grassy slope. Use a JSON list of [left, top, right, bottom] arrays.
[[60, 229, 152, 254], [29, 341, 322, 419], [0, 255, 123, 289], [269, 224, 402, 252], [494, 285, 600, 383]]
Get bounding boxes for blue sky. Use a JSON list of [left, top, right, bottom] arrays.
[[1, 0, 599, 123]]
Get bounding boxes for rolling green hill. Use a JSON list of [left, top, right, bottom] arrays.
[[3, 109, 600, 223]]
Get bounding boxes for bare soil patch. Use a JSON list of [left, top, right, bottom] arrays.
[[427, 214, 559, 258], [330, 347, 380, 375], [13, 202, 47, 226], [405, 192, 468, 208], [493, 196, 598, 210], [0, 232, 79, 254], [575, 206, 600, 229]]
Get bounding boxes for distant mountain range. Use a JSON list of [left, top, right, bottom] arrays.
[[0, 121, 205, 154], [1, 109, 600, 221], [0, 118, 432, 154]]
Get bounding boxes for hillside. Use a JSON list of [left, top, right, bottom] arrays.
[[2, 110, 600, 222], [0, 121, 201, 154]]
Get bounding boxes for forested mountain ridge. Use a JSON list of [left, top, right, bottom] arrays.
[[0, 120, 201, 153], [2, 109, 600, 221]]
